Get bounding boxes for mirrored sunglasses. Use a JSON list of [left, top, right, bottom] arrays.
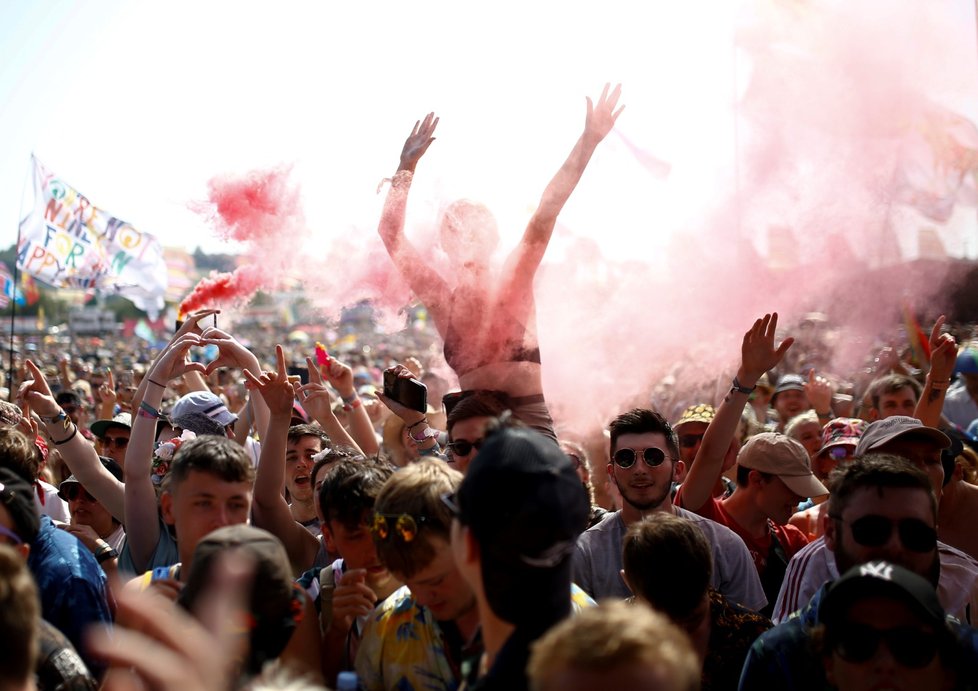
[[371, 512, 428, 542]]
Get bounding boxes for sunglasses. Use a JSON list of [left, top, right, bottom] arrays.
[[831, 515, 937, 553], [61, 484, 96, 502], [371, 512, 427, 542], [62, 405, 80, 415], [100, 436, 130, 450], [613, 447, 670, 469], [446, 438, 484, 458], [678, 433, 704, 449], [833, 623, 938, 668]]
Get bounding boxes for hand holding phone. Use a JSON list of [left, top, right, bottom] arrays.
[[383, 368, 427, 413]]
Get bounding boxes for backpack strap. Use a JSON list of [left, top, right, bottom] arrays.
[[319, 565, 337, 634]]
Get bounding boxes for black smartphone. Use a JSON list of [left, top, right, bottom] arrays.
[[383, 370, 428, 412]]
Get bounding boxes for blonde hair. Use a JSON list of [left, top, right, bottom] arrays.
[[373, 460, 463, 579], [528, 600, 700, 691]]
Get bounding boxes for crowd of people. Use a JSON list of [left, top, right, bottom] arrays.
[[2, 85, 978, 691]]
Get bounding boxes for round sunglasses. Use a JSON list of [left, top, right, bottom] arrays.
[[613, 447, 670, 469]]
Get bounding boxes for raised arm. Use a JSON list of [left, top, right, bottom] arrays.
[[319, 354, 378, 455], [125, 334, 208, 572], [376, 113, 451, 316], [247, 345, 319, 574], [19, 360, 125, 520], [915, 315, 958, 428], [505, 84, 624, 282], [199, 326, 270, 441], [680, 313, 794, 512]]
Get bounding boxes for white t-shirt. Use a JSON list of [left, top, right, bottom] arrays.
[[34, 480, 69, 523]]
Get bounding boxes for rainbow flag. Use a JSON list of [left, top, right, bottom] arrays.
[[901, 302, 932, 371]]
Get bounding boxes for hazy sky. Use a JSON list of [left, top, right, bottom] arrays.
[[3, 0, 977, 264]]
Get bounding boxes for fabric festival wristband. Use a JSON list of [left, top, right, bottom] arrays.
[[139, 401, 161, 419], [54, 425, 78, 445]]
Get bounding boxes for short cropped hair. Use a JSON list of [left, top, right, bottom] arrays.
[[0, 545, 40, 685], [310, 445, 365, 491], [827, 453, 936, 521], [287, 424, 328, 448], [446, 392, 509, 435], [168, 436, 256, 492], [608, 408, 680, 462], [528, 600, 699, 691], [623, 513, 712, 620], [317, 458, 393, 531], [867, 374, 922, 411], [373, 460, 463, 579]]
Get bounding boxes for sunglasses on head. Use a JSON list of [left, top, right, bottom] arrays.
[[100, 436, 129, 450], [678, 433, 704, 449], [371, 512, 427, 542], [613, 447, 670, 469], [832, 514, 937, 553], [446, 439, 483, 458], [832, 623, 938, 668]]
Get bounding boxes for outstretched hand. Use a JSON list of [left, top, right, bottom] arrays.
[[17, 360, 60, 418], [399, 112, 439, 172], [296, 356, 338, 423], [927, 315, 958, 382], [243, 345, 294, 417], [739, 313, 794, 386], [584, 83, 625, 143]]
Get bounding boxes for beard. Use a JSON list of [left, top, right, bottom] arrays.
[[614, 472, 673, 513]]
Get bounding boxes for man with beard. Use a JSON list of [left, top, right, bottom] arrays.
[[741, 454, 978, 690], [572, 408, 766, 610]]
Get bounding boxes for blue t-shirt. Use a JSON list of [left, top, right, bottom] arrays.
[[28, 516, 112, 674]]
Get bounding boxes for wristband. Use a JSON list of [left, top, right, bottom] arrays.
[[731, 377, 756, 395], [343, 398, 362, 412], [410, 426, 439, 443], [53, 424, 78, 445], [147, 378, 166, 388], [407, 418, 428, 431], [138, 401, 161, 419], [96, 546, 118, 564]]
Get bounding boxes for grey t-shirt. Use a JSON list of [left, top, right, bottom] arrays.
[[572, 508, 768, 611]]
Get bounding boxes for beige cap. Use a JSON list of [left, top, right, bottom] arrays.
[[738, 432, 829, 499]]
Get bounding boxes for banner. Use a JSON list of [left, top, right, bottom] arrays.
[[17, 157, 168, 317]]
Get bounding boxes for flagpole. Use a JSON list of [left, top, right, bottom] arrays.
[[8, 156, 32, 401]]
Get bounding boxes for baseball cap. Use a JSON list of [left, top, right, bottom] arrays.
[[90, 412, 132, 438], [170, 391, 237, 429], [772, 374, 806, 401], [854, 416, 951, 457], [59, 456, 123, 501], [178, 525, 300, 675], [737, 432, 829, 499], [954, 347, 978, 376], [674, 403, 715, 430], [0, 467, 40, 544], [817, 418, 868, 456], [820, 560, 946, 632], [454, 426, 589, 626]]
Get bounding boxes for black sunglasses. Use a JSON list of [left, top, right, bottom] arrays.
[[833, 623, 938, 668], [446, 438, 484, 457], [100, 436, 130, 450], [831, 515, 937, 553], [613, 447, 670, 469], [61, 484, 95, 502], [678, 433, 703, 449]]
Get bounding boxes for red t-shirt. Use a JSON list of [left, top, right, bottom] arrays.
[[675, 488, 809, 575]]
